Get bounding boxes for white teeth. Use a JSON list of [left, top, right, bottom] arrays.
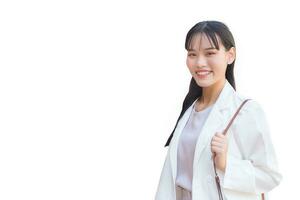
[[196, 71, 211, 75]]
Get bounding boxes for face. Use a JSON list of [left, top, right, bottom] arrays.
[[186, 33, 235, 88]]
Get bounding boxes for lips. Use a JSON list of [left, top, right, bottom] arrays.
[[195, 69, 212, 75], [195, 69, 212, 78], [196, 71, 211, 75]]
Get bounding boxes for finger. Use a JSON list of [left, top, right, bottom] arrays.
[[212, 138, 223, 143], [211, 146, 224, 154], [213, 135, 224, 142], [215, 133, 226, 138], [211, 145, 226, 150], [211, 140, 224, 147], [212, 136, 226, 143]]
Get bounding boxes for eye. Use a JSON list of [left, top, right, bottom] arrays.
[[207, 52, 216, 56], [188, 53, 196, 57]]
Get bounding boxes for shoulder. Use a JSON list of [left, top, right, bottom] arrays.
[[231, 92, 268, 126], [233, 91, 265, 114], [232, 99, 269, 136]]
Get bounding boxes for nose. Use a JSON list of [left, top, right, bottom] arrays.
[[195, 55, 207, 67]]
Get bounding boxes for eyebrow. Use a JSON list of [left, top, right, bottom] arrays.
[[187, 47, 217, 51]]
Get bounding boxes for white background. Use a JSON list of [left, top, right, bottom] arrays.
[[0, 0, 298, 199]]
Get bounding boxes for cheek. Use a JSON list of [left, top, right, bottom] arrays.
[[207, 58, 227, 74], [186, 59, 194, 71], [207, 56, 224, 65], [186, 58, 193, 67], [212, 66, 227, 77]]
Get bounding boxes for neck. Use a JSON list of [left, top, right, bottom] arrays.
[[200, 79, 226, 106]]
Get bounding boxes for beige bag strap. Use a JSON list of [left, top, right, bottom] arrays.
[[213, 99, 265, 200]]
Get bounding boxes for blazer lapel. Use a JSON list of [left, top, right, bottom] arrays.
[[193, 80, 234, 164], [193, 102, 224, 165], [169, 79, 235, 184]]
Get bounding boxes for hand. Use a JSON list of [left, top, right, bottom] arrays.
[[211, 131, 228, 172]]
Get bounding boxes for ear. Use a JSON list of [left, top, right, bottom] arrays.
[[227, 47, 236, 65]]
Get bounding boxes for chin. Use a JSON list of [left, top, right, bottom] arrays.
[[195, 79, 215, 88]]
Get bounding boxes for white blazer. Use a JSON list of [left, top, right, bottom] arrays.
[[155, 79, 283, 200]]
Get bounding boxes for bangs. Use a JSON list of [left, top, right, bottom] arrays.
[[185, 31, 221, 51]]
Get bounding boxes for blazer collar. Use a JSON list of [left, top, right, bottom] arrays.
[[190, 79, 235, 111]]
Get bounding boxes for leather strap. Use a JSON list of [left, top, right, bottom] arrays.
[[213, 99, 265, 200]]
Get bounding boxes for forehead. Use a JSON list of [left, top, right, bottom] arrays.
[[187, 33, 223, 51]]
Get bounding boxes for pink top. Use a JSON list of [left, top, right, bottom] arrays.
[[176, 101, 214, 192]]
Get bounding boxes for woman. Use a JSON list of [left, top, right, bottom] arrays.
[[155, 21, 282, 200]]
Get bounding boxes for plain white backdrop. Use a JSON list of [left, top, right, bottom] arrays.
[[0, 0, 298, 199]]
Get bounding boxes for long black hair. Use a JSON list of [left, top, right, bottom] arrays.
[[164, 20, 237, 147]]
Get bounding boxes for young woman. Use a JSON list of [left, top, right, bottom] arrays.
[[155, 21, 282, 200]]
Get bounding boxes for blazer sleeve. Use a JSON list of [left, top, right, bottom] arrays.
[[216, 99, 283, 194]]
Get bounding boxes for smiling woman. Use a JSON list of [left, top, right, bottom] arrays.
[[155, 20, 282, 200]]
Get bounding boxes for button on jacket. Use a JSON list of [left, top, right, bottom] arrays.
[[155, 79, 283, 200]]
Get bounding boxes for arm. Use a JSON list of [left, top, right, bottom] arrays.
[[216, 100, 283, 194]]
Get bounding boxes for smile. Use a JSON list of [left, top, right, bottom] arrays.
[[196, 71, 211, 75], [196, 71, 212, 78]]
